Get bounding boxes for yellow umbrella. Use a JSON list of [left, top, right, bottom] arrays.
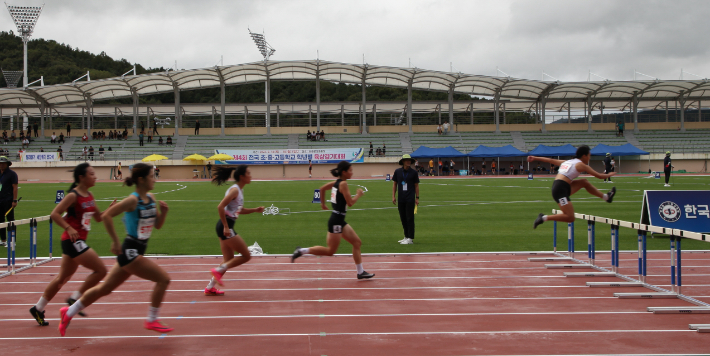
[[142, 154, 169, 162], [183, 154, 208, 161], [207, 154, 233, 161]]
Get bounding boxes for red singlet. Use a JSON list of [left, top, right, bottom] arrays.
[[60, 190, 96, 241]]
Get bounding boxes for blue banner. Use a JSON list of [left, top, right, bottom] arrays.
[[641, 190, 710, 233], [214, 148, 365, 165]]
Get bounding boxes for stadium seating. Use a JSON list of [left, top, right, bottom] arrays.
[[410, 133, 515, 153], [634, 130, 710, 153], [520, 131, 628, 151], [184, 135, 289, 157], [299, 133, 402, 156]]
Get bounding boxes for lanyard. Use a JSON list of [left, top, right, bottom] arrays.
[[401, 169, 410, 185]]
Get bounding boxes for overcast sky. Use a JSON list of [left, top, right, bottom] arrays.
[[3, 0, 710, 82]]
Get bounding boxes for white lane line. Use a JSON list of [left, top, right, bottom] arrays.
[[0, 329, 693, 341]]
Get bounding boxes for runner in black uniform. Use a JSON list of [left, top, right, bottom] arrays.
[[291, 161, 374, 279]]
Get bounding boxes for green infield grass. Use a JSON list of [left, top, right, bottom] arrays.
[[7, 174, 710, 258]]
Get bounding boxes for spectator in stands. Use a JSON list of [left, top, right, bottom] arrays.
[[40, 147, 44, 152], [139, 131, 144, 147], [58, 132, 65, 144], [91, 132, 97, 140], [158, 136, 164, 145], [443, 122, 450, 135], [82, 146, 88, 160], [16, 148, 22, 160], [2, 131, 6, 142], [153, 120, 159, 135], [307, 130, 312, 141], [109, 130, 114, 140], [368, 142, 374, 157], [195, 120, 200, 135], [10, 130, 15, 142], [166, 136, 172, 146], [107, 146, 112, 151], [122, 128, 128, 139], [82, 133, 88, 142], [99, 145, 105, 161], [21, 137, 29, 149], [320, 130, 326, 141], [437, 124, 442, 135], [88, 146, 94, 161], [141, 122, 145, 134], [33, 122, 38, 138], [376, 147, 381, 156], [617, 119, 625, 137], [66, 123, 71, 137], [147, 133, 153, 143], [50, 132, 56, 143], [19, 130, 24, 141]]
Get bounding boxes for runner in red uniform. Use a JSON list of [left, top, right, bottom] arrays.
[[29, 163, 114, 326]]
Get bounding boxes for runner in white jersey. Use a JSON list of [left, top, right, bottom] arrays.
[[529, 145, 616, 229], [206, 165, 264, 295]]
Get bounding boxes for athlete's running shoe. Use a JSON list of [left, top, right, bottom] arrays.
[[357, 271, 375, 279], [144, 320, 174, 333], [67, 298, 86, 317], [0, 241, 6, 247], [606, 187, 616, 203], [210, 268, 225, 286], [204, 287, 224, 296], [533, 213, 545, 229], [29, 306, 48, 326], [58, 307, 72, 336], [290, 247, 302, 263]]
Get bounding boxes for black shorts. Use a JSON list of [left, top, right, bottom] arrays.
[[61, 239, 90, 258], [551, 180, 572, 206], [216, 218, 237, 240], [327, 213, 347, 234], [117, 170, 122, 175], [116, 237, 147, 267]]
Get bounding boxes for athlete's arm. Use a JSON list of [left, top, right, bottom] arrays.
[[240, 206, 265, 215], [319, 181, 336, 210], [392, 180, 397, 205], [101, 195, 138, 255], [339, 181, 364, 207], [217, 188, 239, 227], [50, 191, 79, 241], [415, 183, 419, 205], [527, 156, 565, 166], [93, 199, 117, 223], [576, 162, 615, 179], [151, 193, 168, 230]]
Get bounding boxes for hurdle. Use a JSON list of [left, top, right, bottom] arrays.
[[0, 215, 54, 278], [538, 209, 710, 315]]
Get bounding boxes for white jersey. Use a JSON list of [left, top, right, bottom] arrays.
[[224, 184, 244, 219], [558, 158, 583, 180]]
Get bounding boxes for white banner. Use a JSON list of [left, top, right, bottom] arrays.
[[21, 152, 59, 162], [215, 148, 364, 165]]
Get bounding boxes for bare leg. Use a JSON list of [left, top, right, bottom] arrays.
[[79, 262, 131, 308], [72, 249, 107, 295], [41, 255, 79, 301], [543, 201, 576, 223], [341, 225, 363, 265], [570, 178, 604, 199], [123, 256, 171, 308], [307, 233, 342, 256], [222, 235, 251, 269]]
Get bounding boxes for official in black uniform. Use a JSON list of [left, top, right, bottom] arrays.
[[603, 153, 613, 183], [664, 151, 673, 187], [392, 154, 420, 245], [0, 156, 18, 247]]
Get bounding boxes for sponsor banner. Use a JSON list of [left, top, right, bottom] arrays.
[[214, 148, 364, 165], [21, 152, 59, 162], [641, 190, 710, 233]]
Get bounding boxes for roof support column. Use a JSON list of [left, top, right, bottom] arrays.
[[494, 93, 500, 134], [114, 107, 117, 130], [567, 103, 571, 124], [277, 105, 280, 127], [81, 107, 85, 130], [132, 92, 138, 138], [665, 101, 669, 122], [0, 107, 2, 130], [407, 80, 413, 133], [437, 104, 441, 125], [265, 78, 271, 136], [316, 70, 321, 132], [211, 106, 215, 129], [361, 76, 367, 135], [679, 92, 686, 132], [600, 104, 604, 124], [174, 87, 180, 137], [632, 93, 639, 133], [49, 107, 52, 131], [40, 104, 44, 138], [699, 101, 702, 122], [541, 98, 546, 133], [503, 103, 506, 125], [309, 105, 312, 127], [448, 84, 454, 134], [373, 104, 377, 126], [218, 71, 226, 136], [587, 97, 593, 133], [470, 103, 473, 125], [244, 106, 248, 128], [87, 99, 93, 139], [341, 105, 344, 126]]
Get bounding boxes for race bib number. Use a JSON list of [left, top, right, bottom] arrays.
[[558, 164, 571, 174], [333, 225, 342, 234], [125, 248, 139, 261], [330, 188, 338, 204], [73, 240, 88, 252], [558, 197, 569, 206], [137, 217, 155, 240], [81, 212, 94, 231]]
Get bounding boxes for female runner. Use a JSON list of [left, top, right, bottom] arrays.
[[206, 165, 264, 295], [58, 163, 172, 335], [29, 163, 114, 326], [531, 145, 616, 229], [291, 161, 374, 279]]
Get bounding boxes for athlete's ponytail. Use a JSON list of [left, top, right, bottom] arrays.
[[575, 145, 590, 158], [68, 162, 91, 191], [330, 161, 351, 177], [212, 165, 248, 185], [125, 163, 152, 187]]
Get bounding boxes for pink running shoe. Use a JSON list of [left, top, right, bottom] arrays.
[[204, 287, 225, 296], [58, 307, 72, 336], [144, 320, 174, 333], [210, 268, 225, 286]]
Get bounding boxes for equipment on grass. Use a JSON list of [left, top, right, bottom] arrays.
[[5, 197, 21, 216], [262, 204, 290, 216], [312, 189, 320, 203], [385, 174, 391, 181], [55, 190, 64, 204], [248, 241, 265, 255]]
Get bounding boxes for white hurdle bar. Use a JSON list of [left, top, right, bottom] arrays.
[[0, 215, 54, 278]]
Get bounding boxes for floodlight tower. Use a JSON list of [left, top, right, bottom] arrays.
[[249, 28, 275, 135], [5, 3, 43, 87]]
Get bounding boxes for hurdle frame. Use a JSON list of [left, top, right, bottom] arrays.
[[1, 215, 54, 278], [550, 209, 710, 308]]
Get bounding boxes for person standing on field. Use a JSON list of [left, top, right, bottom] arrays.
[[603, 153, 613, 183], [393, 155, 419, 245], [664, 151, 673, 187]]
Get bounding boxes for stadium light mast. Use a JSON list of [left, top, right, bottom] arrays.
[[249, 28, 275, 135], [5, 3, 44, 87]]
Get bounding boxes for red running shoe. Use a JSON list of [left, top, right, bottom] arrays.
[[144, 320, 174, 333], [204, 287, 225, 296], [210, 268, 225, 286], [58, 307, 73, 336]]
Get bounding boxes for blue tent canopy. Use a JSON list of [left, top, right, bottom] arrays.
[[410, 146, 466, 158], [591, 143, 649, 156], [467, 145, 528, 158], [528, 144, 577, 157]]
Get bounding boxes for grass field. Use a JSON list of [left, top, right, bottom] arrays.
[[8, 174, 710, 258]]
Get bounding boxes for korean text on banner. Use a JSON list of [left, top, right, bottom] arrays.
[[21, 152, 59, 162], [214, 148, 364, 165], [641, 190, 710, 233]]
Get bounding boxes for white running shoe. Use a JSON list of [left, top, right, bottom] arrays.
[[397, 237, 407, 243], [400, 238, 413, 245], [664, 184, 671, 187]]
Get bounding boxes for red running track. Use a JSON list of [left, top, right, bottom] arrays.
[[0, 252, 709, 356]]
